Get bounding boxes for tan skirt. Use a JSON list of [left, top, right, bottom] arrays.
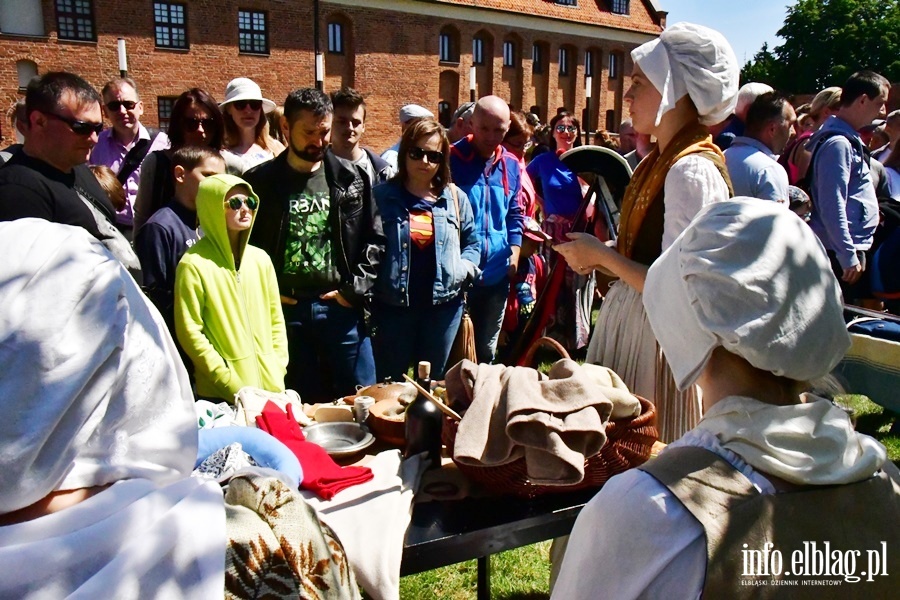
[[586, 281, 701, 442]]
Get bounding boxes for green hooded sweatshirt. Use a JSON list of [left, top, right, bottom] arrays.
[[175, 174, 288, 401]]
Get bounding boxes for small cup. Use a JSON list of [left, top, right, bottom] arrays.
[[354, 395, 376, 424]]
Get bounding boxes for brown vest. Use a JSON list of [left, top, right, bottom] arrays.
[[640, 446, 900, 599]]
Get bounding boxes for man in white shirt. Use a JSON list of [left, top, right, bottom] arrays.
[[380, 104, 433, 170], [724, 91, 795, 203]]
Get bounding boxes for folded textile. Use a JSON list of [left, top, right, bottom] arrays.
[[256, 401, 373, 499], [196, 426, 303, 489], [196, 400, 239, 428], [449, 359, 630, 485], [549, 361, 642, 419], [301, 451, 427, 600], [193, 442, 258, 483]]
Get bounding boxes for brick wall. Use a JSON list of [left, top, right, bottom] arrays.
[[0, 0, 651, 151]]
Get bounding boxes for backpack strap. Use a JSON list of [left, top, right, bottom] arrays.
[[449, 183, 461, 242], [116, 133, 157, 184]]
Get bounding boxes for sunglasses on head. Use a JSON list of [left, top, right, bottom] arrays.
[[408, 147, 444, 164], [183, 117, 216, 132], [555, 124, 578, 134], [232, 100, 263, 111], [106, 100, 137, 111], [45, 112, 104, 136], [226, 195, 258, 211]]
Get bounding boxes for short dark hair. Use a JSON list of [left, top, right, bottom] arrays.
[[840, 70, 889, 107], [284, 88, 332, 123], [330, 87, 366, 121], [25, 71, 101, 118], [745, 92, 791, 135], [168, 88, 225, 149], [395, 117, 451, 194], [101, 77, 139, 100], [171, 145, 224, 172]]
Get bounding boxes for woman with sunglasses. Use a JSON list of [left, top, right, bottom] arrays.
[[133, 88, 225, 231], [372, 118, 481, 381], [175, 173, 288, 401], [220, 78, 285, 174], [554, 23, 738, 442]]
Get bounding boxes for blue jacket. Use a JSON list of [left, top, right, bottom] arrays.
[[374, 180, 482, 306], [808, 116, 879, 269], [450, 136, 524, 285]]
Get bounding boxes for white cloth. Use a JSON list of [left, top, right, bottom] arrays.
[[0, 219, 226, 598], [661, 154, 731, 250], [551, 395, 886, 600], [0, 478, 226, 600], [631, 22, 739, 127], [645, 198, 851, 390], [300, 451, 426, 600], [223, 144, 276, 174]]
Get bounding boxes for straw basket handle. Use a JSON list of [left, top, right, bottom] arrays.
[[522, 336, 570, 369]]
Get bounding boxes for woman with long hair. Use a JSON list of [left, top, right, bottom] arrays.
[[220, 77, 285, 174], [133, 88, 224, 231], [555, 22, 738, 442], [372, 118, 481, 381]]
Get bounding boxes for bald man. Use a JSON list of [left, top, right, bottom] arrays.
[[450, 95, 525, 363]]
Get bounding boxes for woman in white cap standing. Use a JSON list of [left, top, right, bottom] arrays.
[[554, 22, 738, 442], [553, 199, 899, 599], [220, 77, 285, 174]]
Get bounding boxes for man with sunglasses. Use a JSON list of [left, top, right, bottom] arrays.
[[90, 78, 169, 238], [0, 71, 117, 242], [245, 88, 385, 402]]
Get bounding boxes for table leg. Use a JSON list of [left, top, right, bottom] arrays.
[[477, 555, 491, 600]]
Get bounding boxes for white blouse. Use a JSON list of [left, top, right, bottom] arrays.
[[662, 154, 731, 251]]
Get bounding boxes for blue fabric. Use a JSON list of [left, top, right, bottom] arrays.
[[808, 116, 879, 269], [723, 137, 789, 202], [374, 180, 481, 306], [449, 137, 524, 286], [196, 426, 303, 488], [373, 296, 463, 381], [526, 152, 582, 218], [282, 298, 376, 401]]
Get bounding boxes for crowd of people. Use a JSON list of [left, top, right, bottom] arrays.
[[1, 18, 899, 598]]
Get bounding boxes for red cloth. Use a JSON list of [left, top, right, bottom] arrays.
[[256, 401, 373, 500]]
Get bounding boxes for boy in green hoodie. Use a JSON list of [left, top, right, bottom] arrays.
[[175, 174, 288, 401]]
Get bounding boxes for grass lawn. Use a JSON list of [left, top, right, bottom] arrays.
[[397, 395, 898, 599]]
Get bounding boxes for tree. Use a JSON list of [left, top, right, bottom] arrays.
[[741, 0, 900, 94]]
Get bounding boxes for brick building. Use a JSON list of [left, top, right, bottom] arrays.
[[0, 0, 665, 150]]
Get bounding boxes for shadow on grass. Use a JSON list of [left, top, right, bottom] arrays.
[[495, 593, 550, 600]]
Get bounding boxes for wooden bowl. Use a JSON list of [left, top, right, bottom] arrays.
[[368, 398, 406, 447]]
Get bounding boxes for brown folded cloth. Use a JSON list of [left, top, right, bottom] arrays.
[[447, 359, 636, 485]]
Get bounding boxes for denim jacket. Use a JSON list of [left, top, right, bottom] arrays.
[[373, 180, 482, 306]]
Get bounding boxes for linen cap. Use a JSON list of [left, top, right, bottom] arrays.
[[399, 103, 434, 124], [631, 22, 739, 127], [643, 198, 850, 390], [220, 77, 276, 113]]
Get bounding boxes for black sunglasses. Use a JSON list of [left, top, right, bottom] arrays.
[[226, 195, 259, 211], [183, 117, 216, 132], [45, 112, 104, 136], [106, 100, 137, 111], [408, 147, 444, 164], [232, 100, 262, 111]]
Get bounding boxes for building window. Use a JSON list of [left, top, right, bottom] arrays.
[[238, 9, 267, 54], [556, 0, 577, 5], [532, 43, 543, 74], [609, 53, 619, 79], [2, 0, 45, 36], [558, 47, 570, 76], [585, 50, 594, 77], [606, 109, 616, 131], [328, 21, 343, 54], [473, 37, 484, 66], [438, 101, 451, 128], [56, 0, 95, 41], [439, 27, 459, 63], [503, 41, 515, 67], [157, 97, 177, 131], [154, 2, 187, 49], [610, 0, 629, 14]]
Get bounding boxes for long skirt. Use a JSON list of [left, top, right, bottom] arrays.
[[585, 281, 701, 442]]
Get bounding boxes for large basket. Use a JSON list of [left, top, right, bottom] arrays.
[[442, 336, 659, 498]]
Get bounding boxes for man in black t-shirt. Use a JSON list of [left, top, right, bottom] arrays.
[[246, 88, 385, 402], [0, 72, 117, 239]]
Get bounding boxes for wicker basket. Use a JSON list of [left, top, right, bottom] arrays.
[[442, 336, 659, 498]]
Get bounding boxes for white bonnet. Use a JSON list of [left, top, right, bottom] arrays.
[[0, 220, 197, 513], [631, 22, 739, 126], [644, 199, 850, 390]]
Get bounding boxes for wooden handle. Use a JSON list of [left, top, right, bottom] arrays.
[[403, 374, 463, 421]]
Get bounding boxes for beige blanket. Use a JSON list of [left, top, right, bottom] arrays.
[[447, 359, 640, 485]]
